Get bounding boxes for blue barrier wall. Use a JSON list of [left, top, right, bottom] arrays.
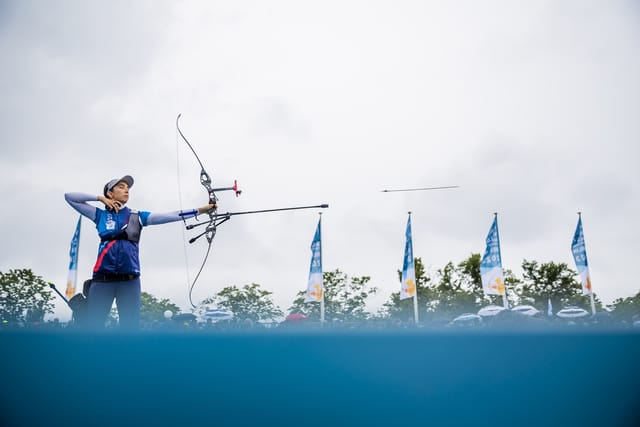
[[1, 329, 639, 427]]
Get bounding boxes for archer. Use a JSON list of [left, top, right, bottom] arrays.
[[64, 175, 214, 329]]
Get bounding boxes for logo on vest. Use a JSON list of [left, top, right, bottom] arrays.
[[106, 214, 115, 231]]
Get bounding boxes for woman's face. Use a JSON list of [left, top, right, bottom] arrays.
[[108, 181, 130, 205]]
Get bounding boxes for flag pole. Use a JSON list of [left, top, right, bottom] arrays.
[[494, 213, 509, 309], [66, 215, 82, 299], [400, 212, 419, 324], [406, 212, 419, 325], [481, 212, 508, 307], [411, 213, 419, 324], [578, 212, 597, 315], [584, 214, 597, 315], [304, 214, 324, 323], [572, 212, 597, 314], [413, 286, 419, 324], [319, 212, 325, 325]]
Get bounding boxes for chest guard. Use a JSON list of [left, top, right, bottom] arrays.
[[100, 209, 142, 243], [124, 210, 142, 243]]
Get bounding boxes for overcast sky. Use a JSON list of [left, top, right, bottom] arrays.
[[1, 0, 639, 321]]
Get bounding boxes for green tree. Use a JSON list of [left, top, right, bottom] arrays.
[[381, 257, 436, 322], [382, 255, 520, 323], [201, 283, 283, 322], [611, 290, 640, 322], [383, 256, 480, 323], [0, 269, 55, 325], [457, 253, 483, 295], [430, 260, 479, 317], [140, 292, 181, 324], [456, 253, 522, 308], [517, 259, 599, 312], [289, 269, 377, 323]]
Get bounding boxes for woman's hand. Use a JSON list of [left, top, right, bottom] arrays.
[[197, 203, 217, 214], [98, 195, 123, 212]]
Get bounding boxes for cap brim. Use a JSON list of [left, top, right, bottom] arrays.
[[119, 175, 134, 188]]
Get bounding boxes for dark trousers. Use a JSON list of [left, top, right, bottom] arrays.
[[87, 277, 141, 329]]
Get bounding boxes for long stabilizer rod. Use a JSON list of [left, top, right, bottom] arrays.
[[49, 283, 69, 304], [186, 204, 329, 230], [381, 186, 460, 193]]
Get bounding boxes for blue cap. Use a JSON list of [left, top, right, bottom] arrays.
[[103, 175, 134, 196]]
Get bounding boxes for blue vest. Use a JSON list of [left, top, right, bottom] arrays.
[[93, 207, 148, 277]]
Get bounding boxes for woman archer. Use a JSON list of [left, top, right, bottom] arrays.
[[65, 175, 214, 329]]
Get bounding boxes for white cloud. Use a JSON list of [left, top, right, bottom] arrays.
[[1, 0, 639, 321]]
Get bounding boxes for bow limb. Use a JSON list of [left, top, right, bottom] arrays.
[[176, 114, 217, 204]]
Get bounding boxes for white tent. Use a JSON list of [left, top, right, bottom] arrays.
[[449, 313, 483, 327], [556, 307, 589, 319], [477, 305, 507, 317], [200, 307, 234, 323], [510, 305, 540, 317]]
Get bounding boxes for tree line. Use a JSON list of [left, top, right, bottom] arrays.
[[2, 254, 640, 327]]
